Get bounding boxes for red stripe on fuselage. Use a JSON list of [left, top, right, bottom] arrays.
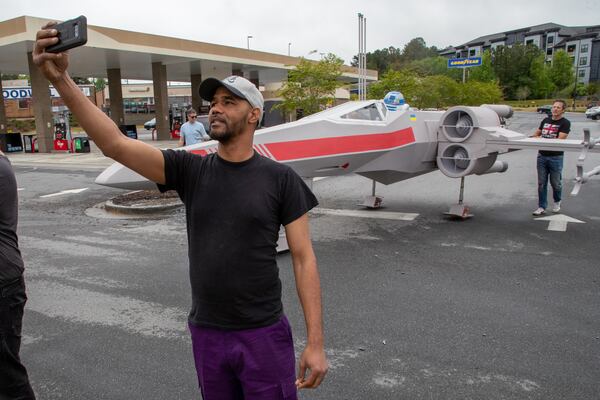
[[264, 128, 415, 161]]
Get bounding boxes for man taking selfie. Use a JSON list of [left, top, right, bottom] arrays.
[[33, 21, 328, 400]]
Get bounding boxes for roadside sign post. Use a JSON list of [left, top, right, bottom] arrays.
[[447, 57, 482, 84]]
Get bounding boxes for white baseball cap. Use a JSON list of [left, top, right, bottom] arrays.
[[199, 75, 264, 121]]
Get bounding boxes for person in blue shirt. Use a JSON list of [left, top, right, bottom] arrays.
[[178, 108, 210, 147]]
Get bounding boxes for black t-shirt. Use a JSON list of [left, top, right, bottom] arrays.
[[538, 116, 570, 156], [0, 155, 24, 285], [158, 150, 318, 330]]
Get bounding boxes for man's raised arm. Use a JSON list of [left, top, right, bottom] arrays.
[[32, 22, 166, 184]]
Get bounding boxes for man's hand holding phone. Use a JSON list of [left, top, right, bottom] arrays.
[[33, 16, 87, 84], [33, 22, 71, 84]]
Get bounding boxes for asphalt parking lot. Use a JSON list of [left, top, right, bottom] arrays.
[[8, 112, 600, 399]]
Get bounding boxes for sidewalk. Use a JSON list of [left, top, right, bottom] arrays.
[[6, 132, 179, 170]]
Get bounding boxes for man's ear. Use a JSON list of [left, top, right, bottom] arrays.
[[247, 108, 260, 126]]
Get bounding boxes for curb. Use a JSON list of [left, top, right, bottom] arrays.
[[104, 198, 183, 215]]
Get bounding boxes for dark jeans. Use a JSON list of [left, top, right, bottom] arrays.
[[537, 154, 563, 209], [0, 277, 36, 400]]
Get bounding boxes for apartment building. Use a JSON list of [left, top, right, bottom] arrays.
[[439, 23, 600, 84]]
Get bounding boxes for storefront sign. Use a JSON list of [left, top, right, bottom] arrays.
[[2, 86, 91, 100]]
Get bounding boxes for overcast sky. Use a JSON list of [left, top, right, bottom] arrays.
[[2, 0, 599, 64]]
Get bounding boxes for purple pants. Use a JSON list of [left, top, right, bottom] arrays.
[[189, 316, 298, 400]]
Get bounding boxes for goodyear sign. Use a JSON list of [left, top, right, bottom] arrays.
[[2, 86, 91, 100], [447, 57, 482, 68]]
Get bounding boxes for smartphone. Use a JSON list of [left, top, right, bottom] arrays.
[[45, 16, 88, 53]]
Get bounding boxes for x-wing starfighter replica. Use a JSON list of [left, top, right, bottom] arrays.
[[96, 92, 600, 217]]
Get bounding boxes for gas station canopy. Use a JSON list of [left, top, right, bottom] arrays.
[[0, 15, 376, 83]]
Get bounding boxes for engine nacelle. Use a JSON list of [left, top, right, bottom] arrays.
[[437, 105, 513, 178], [481, 104, 514, 119], [440, 106, 500, 143], [437, 144, 500, 178]]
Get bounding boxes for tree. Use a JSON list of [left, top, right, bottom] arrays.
[[275, 54, 344, 118], [368, 68, 503, 108], [351, 38, 438, 75], [400, 38, 438, 64], [1, 73, 21, 80], [491, 43, 543, 99], [468, 50, 496, 82], [351, 46, 402, 76], [529, 54, 555, 99], [460, 80, 503, 105], [367, 70, 419, 100], [71, 77, 91, 85], [93, 78, 107, 92], [411, 75, 460, 109], [549, 50, 574, 91], [515, 86, 531, 100], [405, 56, 463, 81], [585, 82, 600, 97], [1, 73, 29, 82]]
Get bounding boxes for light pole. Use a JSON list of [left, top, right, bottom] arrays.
[[247, 35, 253, 50], [573, 51, 580, 110], [288, 42, 291, 56], [358, 13, 367, 101]]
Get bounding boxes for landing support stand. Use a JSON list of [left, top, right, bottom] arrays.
[[444, 176, 473, 219], [359, 180, 383, 209], [571, 128, 600, 195]]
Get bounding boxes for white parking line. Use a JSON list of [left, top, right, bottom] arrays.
[[311, 207, 418, 221], [40, 188, 89, 198]]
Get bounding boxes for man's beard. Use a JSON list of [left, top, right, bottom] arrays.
[[209, 116, 246, 144]]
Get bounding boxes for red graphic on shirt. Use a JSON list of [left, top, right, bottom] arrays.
[[541, 123, 560, 139]]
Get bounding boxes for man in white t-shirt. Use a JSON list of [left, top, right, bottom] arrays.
[[178, 108, 209, 147]]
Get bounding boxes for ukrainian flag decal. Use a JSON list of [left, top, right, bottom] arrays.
[[410, 114, 416, 121]]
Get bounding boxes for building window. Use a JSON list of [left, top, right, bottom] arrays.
[[469, 49, 476, 57], [578, 69, 586, 78], [18, 99, 29, 109], [546, 48, 553, 56], [547, 36, 554, 45], [581, 44, 589, 53], [526, 39, 534, 45], [567, 44, 577, 53], [580, 56, 587, 65]]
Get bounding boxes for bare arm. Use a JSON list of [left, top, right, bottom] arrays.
[[532, 128, 542, 137], [558, 132, 568, 139], [285, 214, 328, 389], [33, 22, 165, 184]]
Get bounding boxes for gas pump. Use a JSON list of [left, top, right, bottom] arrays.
[[170, 105, 185, 140], [52, 106, 72, 152]]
